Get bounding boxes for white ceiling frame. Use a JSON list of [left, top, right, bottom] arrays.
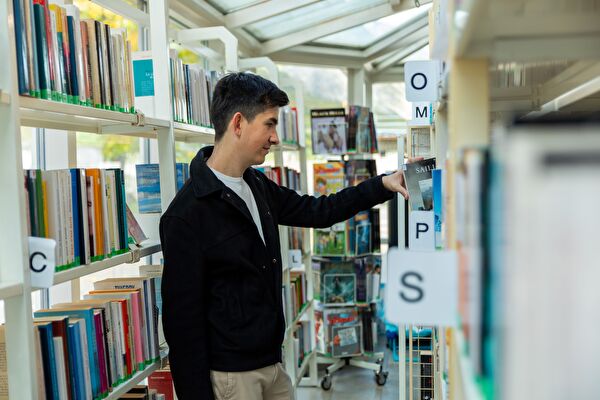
[[290, 45, 364, 58], [364, 26, 428, 70], [260, 3, 407, 55], [225, 0, 320, 29], [363, 14, 428, 58], [373, 36, 429, 72], [186, 0, 226, 24], [269, 51, 365, 69]]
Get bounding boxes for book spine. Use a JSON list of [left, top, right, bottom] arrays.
[[79, 21, 92, 106], [78, 170, 91, 265], [100, 23, 111, 108], [70, 169, 81, 266], [13, 0, 31, 94], [32, 1, 51, 99], [94, 21, 106, 107], [24, 0, 40, 97], [104, 24, 116, 111], [40, 0, 57, 100]]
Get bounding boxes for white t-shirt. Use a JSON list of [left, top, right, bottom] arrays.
[[210, 168, 265, 244]]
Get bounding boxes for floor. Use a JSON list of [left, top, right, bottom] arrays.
[[296, 340, 401, 400]]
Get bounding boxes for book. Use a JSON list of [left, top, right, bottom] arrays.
[[136, 163, 189, 213], [331, 324, 362, 357], [432, 168, 443, 249], [323, 307, 360, 356], [311, 108, 347, 155], [403, 158, 436, 211], [126, 204, 147, 245], [313, 162, 344, 197], [322, 273, 356, 305], [314, 222, 346, 256], [347, 105, 370, 153], [148, 369, 175, 400]]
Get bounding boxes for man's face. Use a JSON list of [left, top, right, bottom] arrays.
[[241, 107, 280, 165]]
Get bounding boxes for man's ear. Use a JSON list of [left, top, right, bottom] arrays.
[[230, 112, 244, 138]]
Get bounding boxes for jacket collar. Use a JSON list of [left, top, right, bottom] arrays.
[[190, 145, 255, 199]]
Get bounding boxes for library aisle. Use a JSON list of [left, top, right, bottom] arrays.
[[1, 0, 600, 399]]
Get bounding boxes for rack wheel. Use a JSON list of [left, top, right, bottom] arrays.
[[321, 375, 332, 391], [375, 371, 388, 386]]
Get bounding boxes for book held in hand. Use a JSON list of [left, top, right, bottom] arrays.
[[403, 158, 436, 211]]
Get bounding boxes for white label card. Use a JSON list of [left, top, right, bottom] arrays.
[[385, 247, 458, 327]]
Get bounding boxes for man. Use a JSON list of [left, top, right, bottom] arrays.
[[160, 72, 411, 400]]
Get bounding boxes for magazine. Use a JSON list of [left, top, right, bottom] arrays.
[[323, 273, 356, 305], [313, 162, 345, 197], [314, 222, 346, 255], [332, 324, 362, 357], [403, 158, 436, 211], [311, 109, 347, 155], [324, 307, 360, 356]]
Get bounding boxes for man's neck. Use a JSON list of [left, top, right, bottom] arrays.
[[206, 143, 248, 178]]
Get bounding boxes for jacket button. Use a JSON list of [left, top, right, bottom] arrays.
[[266, 211, 271, 216], [226, 193, 231, 198], [262, 265, 266, 270], [272, 258, 277, 264]]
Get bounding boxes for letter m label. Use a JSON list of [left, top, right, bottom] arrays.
[[416, 106, 428, 119]]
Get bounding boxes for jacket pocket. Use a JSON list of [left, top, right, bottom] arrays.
[[227, 292, 244, 326]]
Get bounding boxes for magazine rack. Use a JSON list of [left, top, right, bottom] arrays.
[[317, 300, 389, 391]]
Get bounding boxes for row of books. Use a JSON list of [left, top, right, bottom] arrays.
[[310, 106, 379, 155], [312, 255, 382, 305], [289, 271, 308, 321], [314, 306, 377, 358], [169, 49, 221, 127], [24, 168, 129, 271], [288, 226, 305, 252], [279, 106, 300, 145], [13, 0, 135, 112], [313, 160, 377, 197], [313, 209, 380, 256], [256, 165, 301, 191], [29, 275, 161, 400], [136, 163, 189, 214]]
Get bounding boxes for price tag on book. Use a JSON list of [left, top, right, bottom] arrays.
[[28, 237, 57, 289], [385, 248, 458, 327]]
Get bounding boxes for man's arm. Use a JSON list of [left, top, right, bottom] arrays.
[[264, 172, 405, 228], [160, 216, 214, 400]]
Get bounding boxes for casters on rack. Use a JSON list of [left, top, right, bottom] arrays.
[[375, 371, 388, 386], [321, 375, 332, 391], [375, 359, 388, 386]]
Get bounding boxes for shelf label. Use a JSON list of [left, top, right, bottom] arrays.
[[29, 237, 56, 289], [385, 248, 458, 327], [409, 211, 435, 251], [405, 61, 441, 102], [289, 249, 302, 269], [411, 102, 433, 126]]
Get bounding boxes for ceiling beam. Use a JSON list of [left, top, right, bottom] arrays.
[[225, 0, 320, 29], [363, 14, 428, 58], [269, 51, 365, 69], [290, 45, 364, 58], [260, 3, 401, 55], [373, 37, 429, 72], [186, 0, 225, 25]]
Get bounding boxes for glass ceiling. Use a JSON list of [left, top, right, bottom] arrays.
[[401, 45, 430, 63], [206, 0, 265, 14], [244, 0, 388, 42], [314, 4, 431, 49]]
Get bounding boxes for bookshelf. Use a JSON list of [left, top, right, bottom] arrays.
[[103, 347, 169, 400], [427, 1, 600, 399]]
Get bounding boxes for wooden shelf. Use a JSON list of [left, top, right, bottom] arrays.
[[104, 346, 169, 400], [18, 97, 169, 137], [51, 241, 161, 286], [173, 121, 215, 143], [0, 282, 23, 300]]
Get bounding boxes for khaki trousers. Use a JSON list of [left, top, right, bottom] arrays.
[[210, 363, 295, 400]]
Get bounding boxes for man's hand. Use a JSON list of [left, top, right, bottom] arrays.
[[382, 157, 424, 200]]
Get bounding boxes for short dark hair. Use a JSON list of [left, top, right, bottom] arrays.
[[210, 72, 289, 141]]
